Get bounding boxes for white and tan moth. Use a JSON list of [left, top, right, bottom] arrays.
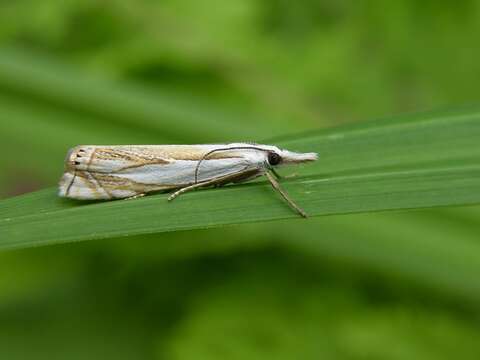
[[58, 144, 318, 217]]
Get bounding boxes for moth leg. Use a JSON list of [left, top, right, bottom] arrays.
[[124, 193, 146, 200], [168, 168, 257, 201], [270, 168, 282, 180], [264, 171, 308, 218], [168, 180, 218, 201]]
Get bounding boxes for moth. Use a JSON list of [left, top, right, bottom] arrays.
[[58, 144, 318, 217]]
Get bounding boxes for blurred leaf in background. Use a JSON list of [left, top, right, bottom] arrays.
[[1, 0, 480, 359]]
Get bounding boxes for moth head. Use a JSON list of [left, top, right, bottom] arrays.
[[266, 147, 318, 167]]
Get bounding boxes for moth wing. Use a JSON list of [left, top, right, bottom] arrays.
[[64, 146, 172, 174], [59, 170, 154, 200], [64, 145, 261, 173], [59, 145, 263, 200], [59, 171, 109, 200], [110, 157, 254, 186]]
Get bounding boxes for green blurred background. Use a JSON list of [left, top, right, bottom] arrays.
[[1, 1, 480, 358]]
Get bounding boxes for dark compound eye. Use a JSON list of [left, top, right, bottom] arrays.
[[268, 152, 282, 166]]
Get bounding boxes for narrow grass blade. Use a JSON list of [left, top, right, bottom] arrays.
[[0, 108, 479, 250]]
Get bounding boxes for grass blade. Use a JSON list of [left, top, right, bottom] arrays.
[[1, 108, 479, 250]]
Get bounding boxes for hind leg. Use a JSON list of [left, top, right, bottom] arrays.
[[124, 193, 146, 200], [168, 168, 259, 201]]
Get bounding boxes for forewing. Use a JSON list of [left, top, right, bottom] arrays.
[[64, 146, 173, 173], [59, 145, 263, 199]]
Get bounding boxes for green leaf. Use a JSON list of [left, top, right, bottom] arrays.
[[1, 107, 479, 250]]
